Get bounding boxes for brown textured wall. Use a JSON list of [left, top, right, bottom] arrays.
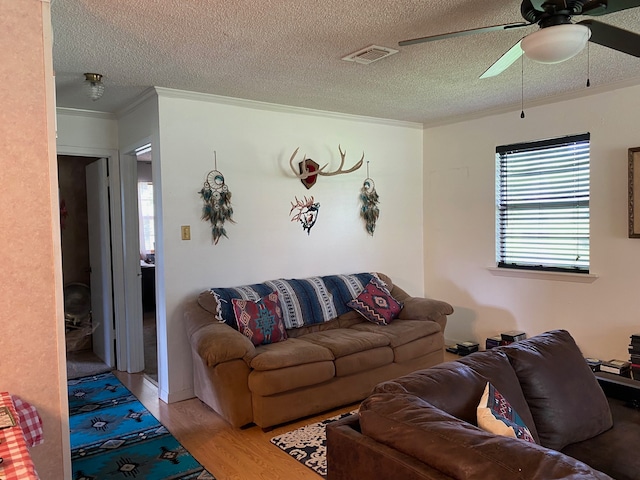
[[0, 1, 69, 478], [58, 156, 95, 287]]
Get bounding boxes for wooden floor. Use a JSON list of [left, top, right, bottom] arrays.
[[114, 371, 357, 479], [113, 350, 459, 479]]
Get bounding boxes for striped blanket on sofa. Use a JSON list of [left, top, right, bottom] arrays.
[[209, 273, 376, 330]]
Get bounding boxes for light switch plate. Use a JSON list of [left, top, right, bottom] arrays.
[[181, 225, 191, 240]]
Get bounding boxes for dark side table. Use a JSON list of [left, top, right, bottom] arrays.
[[595, 371, 640, 408]]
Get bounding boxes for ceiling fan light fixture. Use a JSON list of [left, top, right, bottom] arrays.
[[521, 24, 591, 64], [83, 73, 105, 101]]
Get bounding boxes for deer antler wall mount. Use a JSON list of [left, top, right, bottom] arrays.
[[289, 145, 364, 189]]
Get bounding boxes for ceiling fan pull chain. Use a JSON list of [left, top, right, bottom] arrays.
[[520, 55, 526, 119], [586, 41, 591, 88]]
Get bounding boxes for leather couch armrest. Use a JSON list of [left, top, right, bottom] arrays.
[[327, 414, 453, 480], [359, 393, 613, 480]]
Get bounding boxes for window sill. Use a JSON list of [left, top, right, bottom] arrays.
[[487, 267, 599, 283]]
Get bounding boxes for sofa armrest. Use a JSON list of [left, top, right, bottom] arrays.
[[191, 322, 257, 366], [327, 414, 453, 480], [359, 393, 613, 480], [184, 300, 256, 366], [399, 296, 453, 321], [398, 296, 453, 332]]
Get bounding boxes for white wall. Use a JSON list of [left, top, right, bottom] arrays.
[[424, 83, 640, 361], [56, 108, 118, 153], [156, 89, 425, 400]]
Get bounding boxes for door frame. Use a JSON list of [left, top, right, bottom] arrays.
[[57, 146, 129, 370], [85, 157, 115, 367], [119, 143, 147, 374]]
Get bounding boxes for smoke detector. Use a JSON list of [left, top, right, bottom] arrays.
[[342, 45, 399, 65]]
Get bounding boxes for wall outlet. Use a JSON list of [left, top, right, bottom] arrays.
[[181, 225, 191, 240]]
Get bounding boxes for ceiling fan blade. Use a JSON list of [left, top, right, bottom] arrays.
[[582, 0, 640, 16], [480, 40, 524, 78], [399, 22, 530, 47], [529, 0, 548, 11], [579, 19, 640, 57]]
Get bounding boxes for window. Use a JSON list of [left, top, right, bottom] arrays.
[[138, 181, 155, 256], [496, 133, 590, 273]]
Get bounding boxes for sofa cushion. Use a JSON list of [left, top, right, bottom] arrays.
[[350, 319, 440, 348], [392, 335, 443, 363], [232, 292, 287, 346], [359, 392, 613, 480], [477, 382, 535, 443], [561, 397, 640, 480], [334, 347, 394, 377], [299, 329, 389, 358], [250, 338, 333, 371], [248, 361, 335, 396], [501, 330, 613, 451], [456, 349, 540, 443], [347, 277, 403, 325], [373, 350, 538, 443]]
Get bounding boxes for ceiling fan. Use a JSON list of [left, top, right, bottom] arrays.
[[399, 0, 640, 78]]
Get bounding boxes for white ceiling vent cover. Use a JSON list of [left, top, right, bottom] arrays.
[[342, 45, 399, 65]]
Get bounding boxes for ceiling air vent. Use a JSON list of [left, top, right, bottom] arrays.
[[342, 45, 398, 65]]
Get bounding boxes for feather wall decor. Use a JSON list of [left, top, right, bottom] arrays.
[[359, 161, 379, 235], [199, 152, 235, 244]]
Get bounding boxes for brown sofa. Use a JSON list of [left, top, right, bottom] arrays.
[[184, 272, 454, 429], [328, 330, 640, 480]]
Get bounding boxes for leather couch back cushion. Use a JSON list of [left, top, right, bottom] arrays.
[[502, 329, 613, 451], [457, 350, 539, 443], [372, 351, 538, 443], [359, 393, 611, 480]]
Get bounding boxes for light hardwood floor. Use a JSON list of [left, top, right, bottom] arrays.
[[114, 350, 459, 479], [114, 371, 357, 479]]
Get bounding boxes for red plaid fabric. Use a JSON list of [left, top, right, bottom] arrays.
[[11, 397, 43, 448], [0, 393, 40, 480]]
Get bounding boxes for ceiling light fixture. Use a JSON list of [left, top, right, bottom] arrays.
[[521, 24, 591, 64], [83, 73, 105, 101]]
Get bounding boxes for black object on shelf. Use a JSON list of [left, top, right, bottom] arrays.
[[596, 371, 640, 408], [456, 341, 479, 356]]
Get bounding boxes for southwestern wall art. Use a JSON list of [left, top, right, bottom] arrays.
[[199, 153, 235, 245], [290, 195, 320, 235], [359, 162, 380, 236], [289, 145, 364, 189]]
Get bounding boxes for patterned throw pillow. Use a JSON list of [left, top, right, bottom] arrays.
[[477, 382, 536, 443], [346, 277, 403, 325], [232, 292, 288, 346]]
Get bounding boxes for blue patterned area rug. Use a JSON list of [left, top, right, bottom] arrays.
[[270, 410, 357, 478], [68, 372, 214, 480]]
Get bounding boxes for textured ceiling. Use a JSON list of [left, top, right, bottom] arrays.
[[51, 0, 640, 125]]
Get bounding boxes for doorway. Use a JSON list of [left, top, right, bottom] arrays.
[[135, 144, 158, 383], [58, 149, 158, 381], [58, 155, 114, 378]]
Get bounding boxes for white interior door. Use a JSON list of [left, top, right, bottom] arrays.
[[121, 154, 145, 373], [86, 158, 115, 367]]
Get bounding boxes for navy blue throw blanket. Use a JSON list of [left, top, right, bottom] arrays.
[[209, 273, 376, 330]]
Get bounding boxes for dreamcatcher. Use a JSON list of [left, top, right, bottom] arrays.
[[198, 152, 235, 245], [359, 161, 379, 236]]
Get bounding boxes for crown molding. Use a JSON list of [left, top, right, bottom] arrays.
[[153, 87, 423, 130], [56, 107, 116, 120], [115, 87, 158, 118]]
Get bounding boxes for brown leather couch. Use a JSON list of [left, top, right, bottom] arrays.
[[184, 273, 454, 429], [328, 330, 640, 480]]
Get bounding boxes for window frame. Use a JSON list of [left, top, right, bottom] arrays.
[[496, 133, 590, 274]]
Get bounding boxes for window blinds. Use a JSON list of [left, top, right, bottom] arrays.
[[496, 133, 590, 273]]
